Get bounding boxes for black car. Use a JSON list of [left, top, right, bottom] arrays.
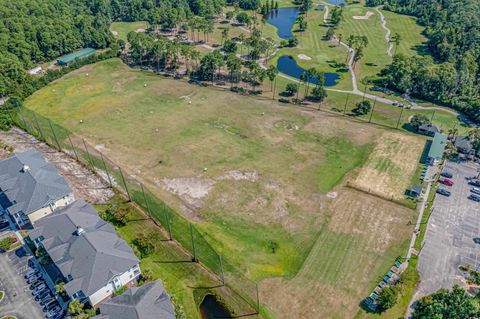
[[469, 194, 480, 202], [436, 188, 451, 196], [469, 180, 480, 187], [441, 171, 453, 178], [0, 217, 9, 229]]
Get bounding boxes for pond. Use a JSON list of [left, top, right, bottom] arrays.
[[325, 0, 348, 5], [199, 295, 232, 319], [266, 7, 301, 39], [277, 55, 340, 86]]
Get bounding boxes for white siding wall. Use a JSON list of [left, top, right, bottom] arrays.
[[87, 264, 141, 307], [28, 193, 74, 225]]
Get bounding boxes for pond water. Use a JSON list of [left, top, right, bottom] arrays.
[[266, 7, 300, 39], [316, 4, 325, 10], [325, 0, 347, 5], [277, 55, 340, 86], [199, 295, 232, 319]]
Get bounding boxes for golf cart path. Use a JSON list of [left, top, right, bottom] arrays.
[[375, 6, 393, 57]]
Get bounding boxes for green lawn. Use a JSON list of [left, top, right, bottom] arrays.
[[267, 8, 354, 90], [110, 21, 149, 42], [381, 9, 427, 57], [24, 58, 424, 318]]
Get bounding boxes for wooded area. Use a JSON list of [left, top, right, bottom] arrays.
[[367, 0, 480, 119], [0, 0, 225, 99]]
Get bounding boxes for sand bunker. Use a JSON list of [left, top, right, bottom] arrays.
[[353, 11, 373, 20], [135, 28, 146, 33], [297, 54, 312, 61], [111, 30, 118, 36]]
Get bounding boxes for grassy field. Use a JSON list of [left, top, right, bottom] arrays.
[[381, 9, 427, 57], [25, 58, 426, 318], [351, 131, 425, 200], [110, 21, 149, 41], [267, 8, 354, 90]]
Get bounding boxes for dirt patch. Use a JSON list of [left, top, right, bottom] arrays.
[[162, 177, 216, 199], [216, 170, 258, 182], [0, 128, 114, 204], [353, 11, 374, 20], [297, 54, 312, 61]]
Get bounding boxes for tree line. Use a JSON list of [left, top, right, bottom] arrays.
[[0, 0, 225, 100], [366, 0, 480, 120]]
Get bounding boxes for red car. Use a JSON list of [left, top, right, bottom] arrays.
[[440, 178, 454, 186]]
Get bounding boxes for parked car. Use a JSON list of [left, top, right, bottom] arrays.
[[469, 180, 480, 187], [30, 280, 44, 290], [24, 268, 39, 279], [32, 284, 47, 296], [441, 171, 453, 178], [440, 178, 454, 186], [35, 289, 51, 301], [44, 301, 59, 312], [436, 188, 451, 196], [468, 194, 480, 202], [0, 217, 9, 229], [46, 307, 61, 318], [27, 275, 42, 284], [52, 312, 64, 319], [471, 188, 480, 195], [40, 297, 54, 306]]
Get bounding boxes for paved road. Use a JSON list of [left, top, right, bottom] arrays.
[[0, 248, 44, 318], [412, 161, 480, 307]]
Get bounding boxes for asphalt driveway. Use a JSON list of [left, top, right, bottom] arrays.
[[417, 161, 480, 297], [0, 247, 44, 319]]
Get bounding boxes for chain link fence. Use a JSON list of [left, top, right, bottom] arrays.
[[9, 107, 260, 315]]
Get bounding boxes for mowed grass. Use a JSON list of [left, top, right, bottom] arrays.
[[336, 4, 391, 81], [26, 58, 419, 318], [110, 21, 149, 41], [267, 8, 353, 90], [381, 9, 427, 56]]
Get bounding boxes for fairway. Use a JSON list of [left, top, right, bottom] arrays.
[[25, 58, 420, 318], [110, 21, 148, 41]]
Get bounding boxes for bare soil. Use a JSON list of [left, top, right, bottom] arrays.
[[0, 128, 113, 204]]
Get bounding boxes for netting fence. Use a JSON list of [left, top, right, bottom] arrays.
[[9, 107, 260, 315]]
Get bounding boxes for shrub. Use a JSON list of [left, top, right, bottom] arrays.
[[283, 83, 298, 96], [377, 286, 398, 312], [0, 237, 14, 251], [410, 114, 430, 130], [352, 100, 371, 116]]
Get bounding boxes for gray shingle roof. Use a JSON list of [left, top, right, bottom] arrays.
[[0, 149, 71, 216], [29, 199, 139, 297], [454, 136, 473, 152], [97, 281, 176, 319]]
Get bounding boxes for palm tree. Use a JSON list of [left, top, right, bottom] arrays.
[[346, 35, 356, 63], [221, 28, 229, 46], [226, 54, 242, 87], [391, 32, 402, 55], [266, 65, 278, 98]]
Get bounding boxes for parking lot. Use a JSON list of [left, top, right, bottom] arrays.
[[0, 247, 44, 318], [417, 160, 480, 297]]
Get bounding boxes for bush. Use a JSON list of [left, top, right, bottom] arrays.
[[133, 231, 162, 258], [279, 98, 290, 103], [410, 114, 430, 130], [287, 37, 298, 47], [0, 237, 13, 252], [377, 286, 398, 312], [352, 100, 371, 116], [283, 83, 298, 96]]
